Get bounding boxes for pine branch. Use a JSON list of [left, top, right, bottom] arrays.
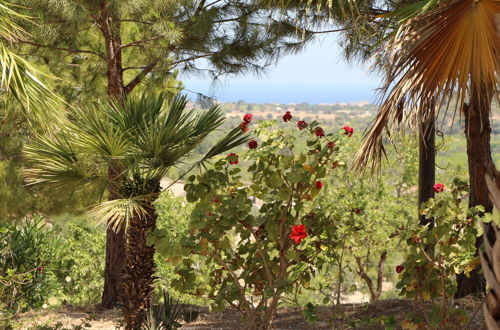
[[120, 35, 165, 49], [19, 40, 103, 58], [118, 19, 154, 25], [124, 59, 160, 94]]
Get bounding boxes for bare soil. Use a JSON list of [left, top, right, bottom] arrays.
[[12, 298, 485, 329]]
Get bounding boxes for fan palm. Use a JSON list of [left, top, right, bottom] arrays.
[[24, 93, 250, 329]]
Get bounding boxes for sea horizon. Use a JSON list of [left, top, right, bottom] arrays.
[[182, 81, 379, 105]]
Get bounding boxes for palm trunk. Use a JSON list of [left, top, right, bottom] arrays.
[[456, 88, 494, 298], [122, 202, 157, 329], [418, 105, 435, 228], [97, 1, 127, 307]]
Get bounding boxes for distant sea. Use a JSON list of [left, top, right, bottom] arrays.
[[182, 82, 379, 104]]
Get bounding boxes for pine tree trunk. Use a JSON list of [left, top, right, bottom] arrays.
[[456, 89, 494, 298], [418, 105, 435, 228], [97, 1, 127, 307], [122, 204, 157, 329]]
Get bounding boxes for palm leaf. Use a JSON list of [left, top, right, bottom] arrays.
[[353, 0, 500, 172], [482, 175, 500, 329], [87, 196, 154, 232]]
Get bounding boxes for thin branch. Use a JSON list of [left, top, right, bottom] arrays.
[[120, 35, 165, 49], [123, 59, 160, 94], [118, 19, 153, 25], [19, 40, 103, 57], [311, 28, 348, 34]]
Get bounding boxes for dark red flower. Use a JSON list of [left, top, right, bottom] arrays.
[[327, 142, 336, 149], [353, 208, 362, 215], [315, 181, 323, 190], [239, 121, 249, 132], [433, 183, 445, 193], [227, 153, 239, 165], [212, 197, 219, 204], [315, 127, 325, 137], [297, 120, 308, 130], [36, 265, 45, 273], [342, 125, 354, 137], [283, 111, 292, 122], [243, 113, 253, 123], [396, 265, 404, 274], [290, 224, 307, 244], [248, 140, 258, 149]]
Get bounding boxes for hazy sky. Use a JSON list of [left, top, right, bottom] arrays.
[[181, 36, 381, 104]]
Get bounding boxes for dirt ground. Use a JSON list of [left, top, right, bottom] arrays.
[[12, 298, 486, 329]]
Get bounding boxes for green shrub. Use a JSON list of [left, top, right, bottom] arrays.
[[0, 215, 105, 315]]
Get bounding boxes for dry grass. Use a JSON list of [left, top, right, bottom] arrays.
[[12, 298, 486, 329]]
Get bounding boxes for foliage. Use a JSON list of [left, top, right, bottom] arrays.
[[298, 135, 416, 304], [150, 116, 349, 327], [396, 179, 486, 328], [154, 192, 212, 305], [0, 216, 64, 313], [142, 290, 199, 330], [0, 0, 62, 121], [0, 215, 105, 317]]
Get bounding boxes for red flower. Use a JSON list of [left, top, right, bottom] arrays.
[[433, 183, 445, 193], [227, 153, 239, 165], [239, 121, 249, 133], [342, 125, 354, 137], [327, 142, 336, 149], [243, 113, 253, 123], [315, 181, 323, 190], [315, 127, 325, 137], [248, 140, 258, 149], [36, 265, 45, 273], [283, 111, 292, 122], [396, 265, 404, 274], [212, 197, 219, 204], [297, 120, 308, 130], [353, 208, 362, 215], [290, 224, 307, 244]]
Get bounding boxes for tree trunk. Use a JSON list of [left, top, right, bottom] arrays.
[[122, 203, 157, 329], [97, 1, 127, 307], [418, 105, 435, 228], [456, 88, 494, 298], [101, 163, 126, 307]]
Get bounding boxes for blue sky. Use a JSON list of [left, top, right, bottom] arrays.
[[180, 36, 381, 104]]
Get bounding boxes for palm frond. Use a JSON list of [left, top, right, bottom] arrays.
[[71, 105, 132, 159], [0, 0, 64, 124], [23, 133, 107, 197], [353, 0, 500, 172], [202, 126, 251, 163], [482, 175, 500, 329], [87, 196, 154, 232]]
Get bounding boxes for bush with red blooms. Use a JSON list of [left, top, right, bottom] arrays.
[[397, 178, 487, 327], [153, 119, 344, 328]]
